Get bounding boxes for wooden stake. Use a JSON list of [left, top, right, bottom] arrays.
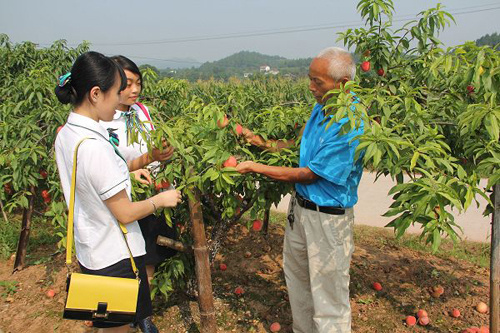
[[490, 183, 499, 333], [188, 187, 217, 333], [0, 199, 8, 223], [13, 186, 35, 272]]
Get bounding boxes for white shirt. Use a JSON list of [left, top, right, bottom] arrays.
[[55, 112, 146, 270]]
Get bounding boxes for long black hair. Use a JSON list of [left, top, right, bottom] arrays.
[[55, 51, 127, 105], [110, 55, 143, 89]]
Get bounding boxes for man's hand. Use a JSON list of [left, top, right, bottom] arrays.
[[152, 140, 174, 162], [235, 161, 258, 174], [131, 169, 152, 185]]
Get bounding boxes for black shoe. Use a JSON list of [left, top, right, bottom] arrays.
[[138, 317, 159, 333]]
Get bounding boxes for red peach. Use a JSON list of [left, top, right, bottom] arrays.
[[270, 322, 281, 332], [235, 124, 243, 135], [46, 289, 56, 298], [361, 61, 371, 72], [405, 316, 417, 326], [450, 308, 461, 318], [372, 282, 382, 291], [56, 125, 64, 134], [377, 68, 385, 76], [417, 309, 428, 319], [223, 156, 238, 168], [234, 286, 244, 296], [418, 316, 429, 326], [219, 263, 227, 271], [479, 326, 489, 333], [217, 115, 228, 128], [39, 170, 48, 179], [252, 219, 263, 232]]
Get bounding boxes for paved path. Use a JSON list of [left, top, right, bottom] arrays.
[[272, 171, 491, 243]]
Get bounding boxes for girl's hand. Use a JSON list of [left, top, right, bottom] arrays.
[[131, 169, 152, 185], [152, 143, 174, 162], [156, 189, 182, 208]]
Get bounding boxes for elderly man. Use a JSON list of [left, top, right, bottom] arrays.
[[233, 47, 363, 332]]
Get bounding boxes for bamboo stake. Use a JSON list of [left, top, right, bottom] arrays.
[[13, 186, 35, 272], [490, 183, 499, 333], [188, 187, 217, 333]]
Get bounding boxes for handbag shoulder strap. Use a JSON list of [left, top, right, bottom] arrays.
[[65, 137, 139, 280]]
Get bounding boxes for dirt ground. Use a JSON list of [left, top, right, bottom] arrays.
[[0, 222, 492, 333]]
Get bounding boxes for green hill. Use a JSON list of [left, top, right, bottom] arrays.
[[160, 51, 313, 81]]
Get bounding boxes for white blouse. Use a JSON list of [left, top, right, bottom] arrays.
[[55, 112, 146, 270]]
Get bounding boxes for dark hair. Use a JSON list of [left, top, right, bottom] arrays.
[[55, 51, 127, 105], [110, 55, 143, 89]]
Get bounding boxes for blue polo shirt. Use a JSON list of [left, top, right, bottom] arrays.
[[296, 99, 364, 208]]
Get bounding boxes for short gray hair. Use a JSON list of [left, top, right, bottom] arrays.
[[316, 47, 356, 81]]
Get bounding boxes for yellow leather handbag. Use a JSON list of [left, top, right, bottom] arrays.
[[63, 138, 140, 323]]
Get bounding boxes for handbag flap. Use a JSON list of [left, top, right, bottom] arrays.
[[65, 273, 139, 313]]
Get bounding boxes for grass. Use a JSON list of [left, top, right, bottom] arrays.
[[0, 212, 60, 260]]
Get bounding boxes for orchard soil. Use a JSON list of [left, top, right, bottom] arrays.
[[0, 217, 491, 333]]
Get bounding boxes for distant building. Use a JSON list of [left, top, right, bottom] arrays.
[[269, 68, 279, 75], [259, 65, 271, 72]]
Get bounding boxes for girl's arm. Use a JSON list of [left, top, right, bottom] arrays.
[[104, 189, 181, 224]]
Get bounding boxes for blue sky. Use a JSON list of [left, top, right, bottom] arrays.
[[1, 0, 499, 67]]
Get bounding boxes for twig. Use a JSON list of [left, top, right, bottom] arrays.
[[0, 200, 8, 223]]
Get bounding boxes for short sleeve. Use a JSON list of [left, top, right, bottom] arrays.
[[79, 140, 128, 200], [308, 126, 362, 186]]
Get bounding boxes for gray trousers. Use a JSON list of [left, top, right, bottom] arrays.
[[283, 198, 355, 333]]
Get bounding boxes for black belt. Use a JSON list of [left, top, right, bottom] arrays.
[[295, 194, 345, 215]]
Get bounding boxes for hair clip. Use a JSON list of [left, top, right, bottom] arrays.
[[58, 72, 72, 87]]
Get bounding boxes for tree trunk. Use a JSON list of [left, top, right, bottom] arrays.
[[490, 183, 499, 333], [263, 206, 270, 236], [13, 186, 35, 272], [188, 187, 217, 333]]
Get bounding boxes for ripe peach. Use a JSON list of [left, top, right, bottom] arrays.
[[372, 282, 382, 291], [46, 289, 56, 298], [217, 115, 228, 128], [417, 309, 428, 319], [479, 326, 489, 333], [270, 322, 281, 332], [219, 263, 227, 271], [234, 286, 244, 296], [450, 308, 461, 318], [405, 316, 416, 326], [418, 316, 429, 326], [361, 61, 371, 72], [252, 219, 263, 232], [430, 285, 444, 297], [476, 301, 488, 314], [223, 156, 238, 168], [235, 124, 243, 135]]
